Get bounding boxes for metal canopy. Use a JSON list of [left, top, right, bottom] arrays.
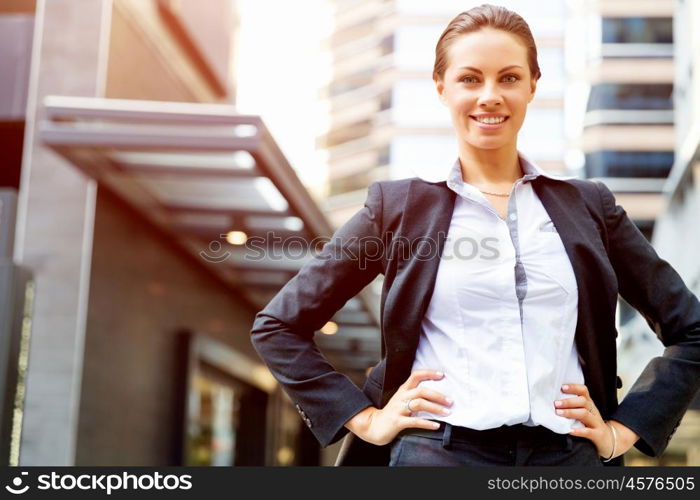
[[39, 96, 381, 377]]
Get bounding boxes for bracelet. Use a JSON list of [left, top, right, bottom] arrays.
[[602, 421, 617, 462]]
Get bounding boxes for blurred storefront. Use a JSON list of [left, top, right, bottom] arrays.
[[0, 0, 379, 466]]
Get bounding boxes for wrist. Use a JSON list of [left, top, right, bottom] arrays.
[[608, 419, 639, 451], [344, 406, 377, 436], [601, 421, 617, 461]]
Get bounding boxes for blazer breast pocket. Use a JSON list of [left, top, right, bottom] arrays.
[[538, 219, 558, 233]]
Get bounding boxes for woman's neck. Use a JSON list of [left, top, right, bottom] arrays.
[[457, 146, 523, 187]]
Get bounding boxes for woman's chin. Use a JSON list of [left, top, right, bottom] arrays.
[[463, 137, 512, 149]]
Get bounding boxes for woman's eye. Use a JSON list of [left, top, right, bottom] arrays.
[[461, 74, 520, 84]]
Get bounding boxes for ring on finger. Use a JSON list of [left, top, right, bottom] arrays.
[[403, 398, 415, 413]]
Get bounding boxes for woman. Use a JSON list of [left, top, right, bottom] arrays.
[[250, 4, 700, 466]]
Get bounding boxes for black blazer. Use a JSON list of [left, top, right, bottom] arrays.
[[250, 175, 700, 467]]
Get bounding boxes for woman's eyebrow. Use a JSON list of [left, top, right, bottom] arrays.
[[458, 65, 524, 74]]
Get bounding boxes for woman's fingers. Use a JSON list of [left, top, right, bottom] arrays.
[[553, 395, 587, 409], [555, 407, 595, 421], [398, 416, 441, 431], [561, 383, 590, 398], [569, 426, 593, 438], [403, 369, 445, 390], [556, 384, 600, 423], [403, 397, 452, 416], [404, 386, 453, 409], [416, 386, 454, 406], [557, 384, 597, 418], [557, 383, 614, 457]]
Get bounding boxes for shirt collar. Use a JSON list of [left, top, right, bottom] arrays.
[[446, 150, 573, 198]]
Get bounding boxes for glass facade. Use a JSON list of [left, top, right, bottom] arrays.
[[184, 364, 268, 466], [584, 150, 674, 179], [587, 83, 673, 111], [602, 17, 673, 44]]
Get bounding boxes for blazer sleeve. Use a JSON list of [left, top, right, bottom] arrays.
[[249, 182, 385, 448], [595, 181, 700, 457]]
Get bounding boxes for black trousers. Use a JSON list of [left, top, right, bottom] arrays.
[[389, 421, 604, 466]]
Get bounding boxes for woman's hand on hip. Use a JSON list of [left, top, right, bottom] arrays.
[[346, 369, 453, 446], [555, 383, 639, 459]]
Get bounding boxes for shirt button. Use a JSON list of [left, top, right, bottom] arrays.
[[509, 213, 517, 221]]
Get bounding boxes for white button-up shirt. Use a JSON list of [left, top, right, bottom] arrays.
[[410, 151, 586, 434]]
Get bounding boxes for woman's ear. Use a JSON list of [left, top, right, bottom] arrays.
[[436, 79, 447, 106], [529, 78, 538, 103]]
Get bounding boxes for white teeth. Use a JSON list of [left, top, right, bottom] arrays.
[[474, 116, 506, 124]]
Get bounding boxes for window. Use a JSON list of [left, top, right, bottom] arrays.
[[584, 151, 673, 178], [587, 83, 673, 111], [602, 17, 673, 44]]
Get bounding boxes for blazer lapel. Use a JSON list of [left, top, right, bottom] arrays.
[[532, 177, 619, 414], [381, 179, 456, 399]]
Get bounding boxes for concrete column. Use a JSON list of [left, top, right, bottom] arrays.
[[13, 0, 112, 465]]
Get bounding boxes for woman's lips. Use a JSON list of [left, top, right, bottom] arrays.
[[470, 116, 509, 130]]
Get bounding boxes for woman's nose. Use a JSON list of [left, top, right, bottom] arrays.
[[477, 82, 503, 106]]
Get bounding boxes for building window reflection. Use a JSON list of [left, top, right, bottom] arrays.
[[602, 17, 673, 44], [587, 83, 673, 111], [183, 349, 269, 466], [585, 151, 674, 178]]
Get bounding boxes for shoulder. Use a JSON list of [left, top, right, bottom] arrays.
[[367, 177, 443, 231], [367, 177, 420, 210], [543, 175, 601, 193], [539, 175, 608, 210], [371, 176, 448, 199], [372, 177, 419, 195], [531, 176, 615, 231], [371, 175, 451, 206], [561, 176, 606, 194]]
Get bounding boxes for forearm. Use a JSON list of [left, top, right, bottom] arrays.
[[251, 314, 376, 447], [609, 347, 700, 456]]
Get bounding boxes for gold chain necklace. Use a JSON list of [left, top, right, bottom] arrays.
[[478, 188, 511, 197]]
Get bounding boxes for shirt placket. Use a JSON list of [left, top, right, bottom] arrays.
[[501, 178, 535, 420], [447, 167, 540, 423]]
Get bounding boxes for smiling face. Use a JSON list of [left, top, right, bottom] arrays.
[[435, 27, 537, 152]]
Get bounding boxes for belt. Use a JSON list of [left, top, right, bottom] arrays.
[[402, 420, 572, 449]]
